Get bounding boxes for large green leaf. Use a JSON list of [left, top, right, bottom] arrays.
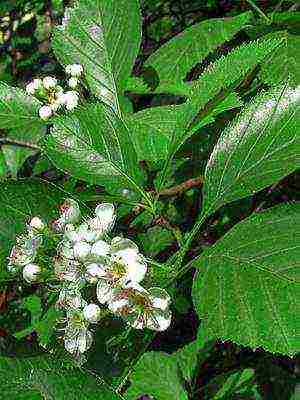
[[125, 351, 188, 400], [0, 355, 120, 399], [192, 203, 300, 356], [155, 37, 283, 191], [0, 82, 42, 130], [0, 180, 64, 269], [202, 84, 299, 215], [145, 11, 252, 83], [260, 32, 300, 87], [52, 0, 142, 115], [44, 103, 148, 204]]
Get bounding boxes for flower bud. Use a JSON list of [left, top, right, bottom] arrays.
[[66, 64, 83, 77], [42, 76, 57, 90], [23, 263, 41, 283], [73, 241, 91, 260], [59, 198, 81, 225], [39, 105, 53, 120], [83, 303, 101, 323]]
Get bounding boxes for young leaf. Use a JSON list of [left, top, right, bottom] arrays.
[[52, 0, 142, 115], [145, 11, 253, 83], [44, 104, 150, 206], [260, 32, 300, 87], [0, 82, 43, 130], [202, 84, 299, 216], [0, 354, 120, 399], [192, 202, 300, 356], [0, 179, 64, 269], [125, 351, 188, 400]]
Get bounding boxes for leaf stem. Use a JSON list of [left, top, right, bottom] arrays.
[[246, 0, 271, 23]]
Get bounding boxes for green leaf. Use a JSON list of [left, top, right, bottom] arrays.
[[35, 305, 62, 347], [0, 355, 120, 399], [202, 84, 299, 215], [139, 226, 175, 257], [213, 369, 255, 399], [44, 104, 150, 206], [0, 82, 42, 130], [2, 145, 34, 178], [192, 202, 300, 356], [123, 76, 150, 94], [145, 11, 253, 83], [22, 295, 42, 323], [260, 32, 300, 87], [0, 179, 64, 270], [155, 37, 283, 191], [125, 351, 188, 400], [0, 150, 8, 180], [127, 38, 282, 164], [52, 0, 142, 115], [1, 125, 44, 177]]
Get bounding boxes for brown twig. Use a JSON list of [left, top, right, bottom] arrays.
[[158, 176, 204, 197], [0, 138, 40, 151]]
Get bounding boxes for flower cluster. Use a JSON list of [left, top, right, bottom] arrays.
[[7, 217, 46, 283], [7, 199, 172, 358], [25, 64, 84, 120]]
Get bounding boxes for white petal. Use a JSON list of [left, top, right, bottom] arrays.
[[90, 240, 110, 259], [85, 263, 106, 281], [146, 310, 172, 332], [83, 304, 101, 323], [94, 203, 115, 232], [148, 287, 171, 311], [73, 241, 91, 260], [111, 237, 138, 254], [125, 256, 147, 285], [96, 279, 113, 304], [64, 337, 77, 354]]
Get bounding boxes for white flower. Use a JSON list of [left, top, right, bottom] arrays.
[[39, 105, 53, 120], [28, 217, 45, 232], [62, 90, 79, 110], [85, 263, 106, 283], [96, 237, 147, 305], [88, 203, 116, 238], [42, 76, 57, 90], [83, 304, 101, 323], [108, 284, 172, 332], [68, 77, 79, 88], [23, 263, 41, 283], [66, 64, 83, 77], [73, 241, 91, 261]]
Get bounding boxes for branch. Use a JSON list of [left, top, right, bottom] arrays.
[[158, 176, 204, 197], [0, 138, 40, 151]]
